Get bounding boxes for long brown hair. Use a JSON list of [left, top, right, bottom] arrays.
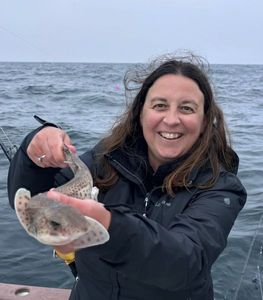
[[94, 53, 235, 195]]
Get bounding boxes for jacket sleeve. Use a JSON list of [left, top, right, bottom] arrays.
[[8, 128, 56, 208], [95, 172, 247, 292], [7, 127, 94, 209]]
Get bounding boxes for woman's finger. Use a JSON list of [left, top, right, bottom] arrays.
[[27, 127, 75, 168], [47, 190, 92, 213], [47, 190, 111, 230]]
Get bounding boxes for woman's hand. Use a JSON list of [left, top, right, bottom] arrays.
[[27, 126, 76, 168], [47, 190, 112, 253]]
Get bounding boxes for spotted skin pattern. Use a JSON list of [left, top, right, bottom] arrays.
[[14, 146, 109, 249]]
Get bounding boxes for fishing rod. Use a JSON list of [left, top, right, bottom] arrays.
[[0, 116, 62, 163], [0, 127, 18, 162]]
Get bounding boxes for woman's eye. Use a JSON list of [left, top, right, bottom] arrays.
[[181, 106, 194, 113], [153, 103, 166, 110]]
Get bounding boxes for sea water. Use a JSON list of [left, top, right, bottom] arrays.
[[0, 62, 262, 299]]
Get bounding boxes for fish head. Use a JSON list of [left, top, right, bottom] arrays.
[[14, 188, 92, 245]]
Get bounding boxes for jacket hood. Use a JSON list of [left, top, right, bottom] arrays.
[[225, 148, 240, 175]]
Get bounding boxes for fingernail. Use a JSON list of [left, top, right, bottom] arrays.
[[66, 144, 77, 153]]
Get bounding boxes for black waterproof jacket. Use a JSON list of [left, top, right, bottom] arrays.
[[8, 128, 247, 300]]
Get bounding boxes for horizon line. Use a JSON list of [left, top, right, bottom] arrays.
[[0, 60, 262, 66]]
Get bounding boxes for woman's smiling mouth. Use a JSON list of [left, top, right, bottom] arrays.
[[159, 132, 183, 140]]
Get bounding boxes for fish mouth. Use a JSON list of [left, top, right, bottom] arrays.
[[36, 233, 79, 245], [159, 132, 183, 140]]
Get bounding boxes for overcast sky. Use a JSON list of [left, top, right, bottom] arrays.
[[0, 0, 262, 64]]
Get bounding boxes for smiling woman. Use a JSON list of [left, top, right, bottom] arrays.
[[140, 74, 205, 171], [8, 53, 247, 300]]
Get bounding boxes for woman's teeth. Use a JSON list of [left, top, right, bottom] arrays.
[[159, 132, 182, 140]]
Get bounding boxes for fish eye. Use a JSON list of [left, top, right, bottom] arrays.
[[50, 220, 61, 230]]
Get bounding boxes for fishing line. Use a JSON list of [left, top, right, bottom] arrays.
[[257, 265, 263, 300], [257, 245, 263, 299], [233, 214, 263, 300], [0, 24, 50, 59]]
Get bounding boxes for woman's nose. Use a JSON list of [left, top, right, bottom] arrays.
[[163, 109, 180, 125]]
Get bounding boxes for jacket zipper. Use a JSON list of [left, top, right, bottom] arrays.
[[143, 194, 149, 217], [108, 157, 163, 218], [143, 186, 162, 217], [109, 157, 148, 195], [108, 157, 153, 217]]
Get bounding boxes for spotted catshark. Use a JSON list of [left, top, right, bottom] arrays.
[[14, 146, 109, 250]]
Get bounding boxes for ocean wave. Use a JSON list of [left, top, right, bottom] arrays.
[[0, 62, 263, 299]]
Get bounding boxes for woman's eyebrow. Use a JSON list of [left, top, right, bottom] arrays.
[[150, 97, 167, 103], [181, 99, 199, 107]]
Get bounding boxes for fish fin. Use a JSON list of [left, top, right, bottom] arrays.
[[14, 188, 32, 232], [69, 216, 109, 250], [91, 186, 99, 201]]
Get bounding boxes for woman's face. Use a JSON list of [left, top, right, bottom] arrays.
[[140, 74, 205, 171]]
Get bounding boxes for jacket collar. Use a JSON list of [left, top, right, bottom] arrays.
[[104, 136, 240, 189], [105, 136, 194, 188]]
